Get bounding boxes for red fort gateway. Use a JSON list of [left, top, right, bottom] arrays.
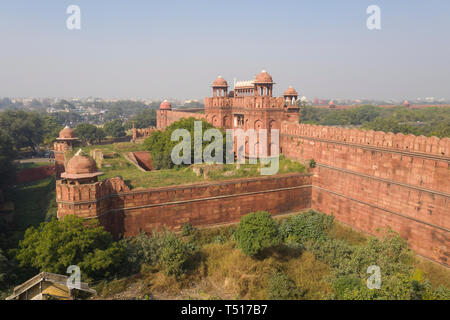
[[55, 70, 450, 267]]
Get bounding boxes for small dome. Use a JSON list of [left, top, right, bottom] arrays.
[[66, 155, 98, 175], [58, 126, 76, 140], [212, 76, 228, 87], [404, 100, 410, 106], [254, 70, 273, 83], [328, 100, 335, 108], [160, 100, 172, 110], [284, 86, 298, 96]]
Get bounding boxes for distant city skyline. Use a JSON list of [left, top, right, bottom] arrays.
[[1, 0, 449, 100]]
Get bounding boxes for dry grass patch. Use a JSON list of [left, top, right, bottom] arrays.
[[413, 257, 450, 288], [329, 221, 367, 246], [200, 242, 333, 300]]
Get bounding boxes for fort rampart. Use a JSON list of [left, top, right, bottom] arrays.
[[57, 173, 312, 237], [16, 165, 55, 184], [280, 123, 449, 266]]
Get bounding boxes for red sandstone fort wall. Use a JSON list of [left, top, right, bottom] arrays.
[[57, 173, 312, 237], [158, 110, 206, 129], [16, 165, 55, 184], [280, 123, 449, 266]]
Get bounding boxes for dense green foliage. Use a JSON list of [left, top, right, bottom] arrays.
[[300, 105, 450, 138], [280, 210, 334, 244], [0, 129, 16, 188], [0, 110, 45, 151], [125, 109, 157, 130], [234, 211, 281, 257], [267, 271, 304, 300], [75, 123, 106, 145], [279, 211, 450, 300], [14, 216, 126, 281], [159, 233, 194, 278], [0, 249, 11, 291], [144, 117, 226, 170], [121, 230, 194, 278], [103, 119, 126, 138]]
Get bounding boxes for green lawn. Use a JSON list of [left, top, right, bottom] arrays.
[[15, 161, 52, 170], [76, 142, 308, 189]]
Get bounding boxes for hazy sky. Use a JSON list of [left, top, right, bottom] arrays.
[[0, 0, 449, 100]]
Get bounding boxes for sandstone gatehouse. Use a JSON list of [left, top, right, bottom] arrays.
[[55, 70, 449, 267]]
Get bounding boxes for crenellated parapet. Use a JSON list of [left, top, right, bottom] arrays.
[[56, 177, 130, 220], [281, 123, 449, 156]]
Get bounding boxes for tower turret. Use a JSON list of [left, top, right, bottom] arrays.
[[54, 126, 78, 179]]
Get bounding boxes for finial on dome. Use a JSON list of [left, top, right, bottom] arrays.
[[75, 149, 87, 157]]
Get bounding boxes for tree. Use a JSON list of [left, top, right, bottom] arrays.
[[0, 249, 9, 290], [0, 110, 44, 151], [103, 119, 126, 138], [234, 211, 280, 257], [125, 109, 157, 130], [0, 129, 16, 188], [15, 215, 125, 281], [143, 117, 226, 170], [41, 115, 63, 145], [75, 123, 105, 145]]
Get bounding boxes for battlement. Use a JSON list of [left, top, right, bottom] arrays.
[[281, 123, 450, 157], [132, 126, 157, 140], [56, 177, 130, 219]]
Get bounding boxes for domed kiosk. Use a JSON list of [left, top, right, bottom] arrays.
[[159, 100, 172, 110], [212, 76, 229, 97], [57, 126, 78, 141], [253, 70, 274, 96], [284, 86, 298, 105], [61, 150, 103, 184], [54, 126, 79, 179]]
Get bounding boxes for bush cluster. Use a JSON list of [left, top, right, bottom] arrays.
[[234, 211, 280, 257], [121, 229, 195, 279]]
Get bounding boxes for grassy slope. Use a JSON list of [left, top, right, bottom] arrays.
[[4, 177, 57, 247]]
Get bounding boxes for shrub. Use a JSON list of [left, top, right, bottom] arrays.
[[279, 211, 334, 244], [267, 272, 304, 300], [159, 233, 193, 278], [119, 231, 164, 275], [181, 223, 196, 237], [306, 238, 355, 271], [234, 211, 280, 257], [331, 275, 364, 299], [340, 230, 412, 278]]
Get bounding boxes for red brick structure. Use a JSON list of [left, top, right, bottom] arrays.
[[132, 121, 157, 141], [55, 70, 449, 266], [54, 126, 78, 179], [280, 123, 449, 265], [16, 165, 55, 184], [56, 173, 312, 237]]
